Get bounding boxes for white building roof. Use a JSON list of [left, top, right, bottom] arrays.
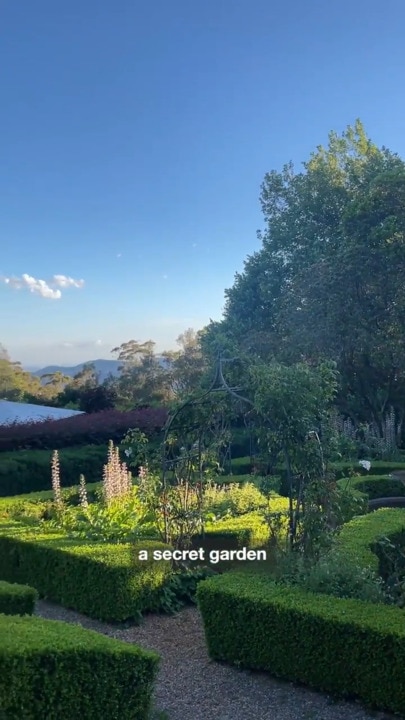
[[0, 400, 84, 425]]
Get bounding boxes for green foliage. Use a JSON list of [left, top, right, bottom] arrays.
[[52, 490, 149, 543], [204, 510, 275, 548], [0, 345, 43, 402], [202, 482, 267, 520], [157, 566, 216, 614], [375, 533, 405, 607], [273, 549, 386, 603], [336, 508, 405, 571], [0, 614, 158, 719], [0, 445, 107, 496], [248, 360, 338, 458], [197, 571, 405, 715], [219, 120, 405, 435], [339, 474, 405, 500], [0, 483, 100, 517], [0, 580, 38, 615], [333, 459, 405, 479], [111, 339, 173, 408], [245, 358, 347, 557], [0, 522, 172, 622]]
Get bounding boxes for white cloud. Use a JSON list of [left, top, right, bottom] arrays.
[[52, 275, 85, 289], [1, 273, 85, 299]]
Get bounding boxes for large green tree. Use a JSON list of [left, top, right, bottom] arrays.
[[216, 120, 405, 433], [162, 328, 208, 398], [0, 344, 43, 402], [111, 339, 172, 408]]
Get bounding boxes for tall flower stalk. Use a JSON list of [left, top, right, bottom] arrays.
[[102, 440, 132, 505], [51, 450, 63, 507], [79, 473, 88, 508]]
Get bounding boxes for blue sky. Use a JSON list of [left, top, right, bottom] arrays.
[[1, 0, 405, 367]]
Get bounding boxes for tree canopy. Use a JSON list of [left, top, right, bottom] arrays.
[[210, 120, 405, 432]]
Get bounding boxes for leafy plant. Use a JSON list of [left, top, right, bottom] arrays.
[[274, 548, 386, 603], [157, 566, 216, 614], [53, 494, 147, 543]]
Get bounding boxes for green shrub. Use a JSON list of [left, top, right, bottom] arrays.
[[204, 512, 271, 549], [0, 614, 158, 719], [274, 549, 386, 603], [157, 566, 217, 614], [336, 508, 405, 571], [203, 482, 267, 519], [333, 460, 405, 480], [0, 580, 38, 615], [203, 499, 289, 551], [339, 474, 405, 500], [0, 521, 172, 622], [0, 483, 101, 515], [197, 572, 405, 715], [215, 473, 254, 485], [0, 445, 107, 496]]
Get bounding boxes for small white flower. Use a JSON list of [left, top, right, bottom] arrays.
[[124, 448, 132, 457], [359, 460, 371, 471]]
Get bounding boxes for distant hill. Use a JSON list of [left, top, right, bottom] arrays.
[[32, 359, 123, 383], [32, 357, 169, 383]]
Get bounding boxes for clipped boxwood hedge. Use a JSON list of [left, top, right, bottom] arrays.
[[333, 460, 405, 480], [0, 445, 108, 497], [0, 614, 158, 720], [197, 572, 405, 715], [0, 521, 172, 622], [338, 474, 405, 501], [198, 495, 288, 551], [203, 513, 270, 549], [0, 580, 37, 616], [0, 482, 101, 517], [336, 508, 405, 571]]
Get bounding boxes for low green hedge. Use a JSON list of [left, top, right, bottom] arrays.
[[203, 512, 270, 549], [0, 482, 101, 516], [202, 494, 288, 549], [333, 460, 405, 480], [0, 522, 172, 622], [0, 445, 108, 496], [336, 508, 405, 571], [338, 474, 405, 500], [0, 580, 38, 616], [197, 572, 405, 715], [0, 614, 158, 719]]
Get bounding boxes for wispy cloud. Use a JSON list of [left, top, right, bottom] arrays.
[[52, 275, 84, 289], [1, 273, 85, 300]]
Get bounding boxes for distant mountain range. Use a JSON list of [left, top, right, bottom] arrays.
[[29, 357, 168, 383], [31, 359, 122, 383]]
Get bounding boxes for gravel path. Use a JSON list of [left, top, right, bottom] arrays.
[[35, 600, 396, 720]]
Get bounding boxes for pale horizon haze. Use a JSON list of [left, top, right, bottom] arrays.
[[2, 1, 405, 366]]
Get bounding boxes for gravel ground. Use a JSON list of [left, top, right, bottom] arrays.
[[35, 600, 397, 720]]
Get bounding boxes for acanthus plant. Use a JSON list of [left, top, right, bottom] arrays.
[[49, 441, 147, 543]]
